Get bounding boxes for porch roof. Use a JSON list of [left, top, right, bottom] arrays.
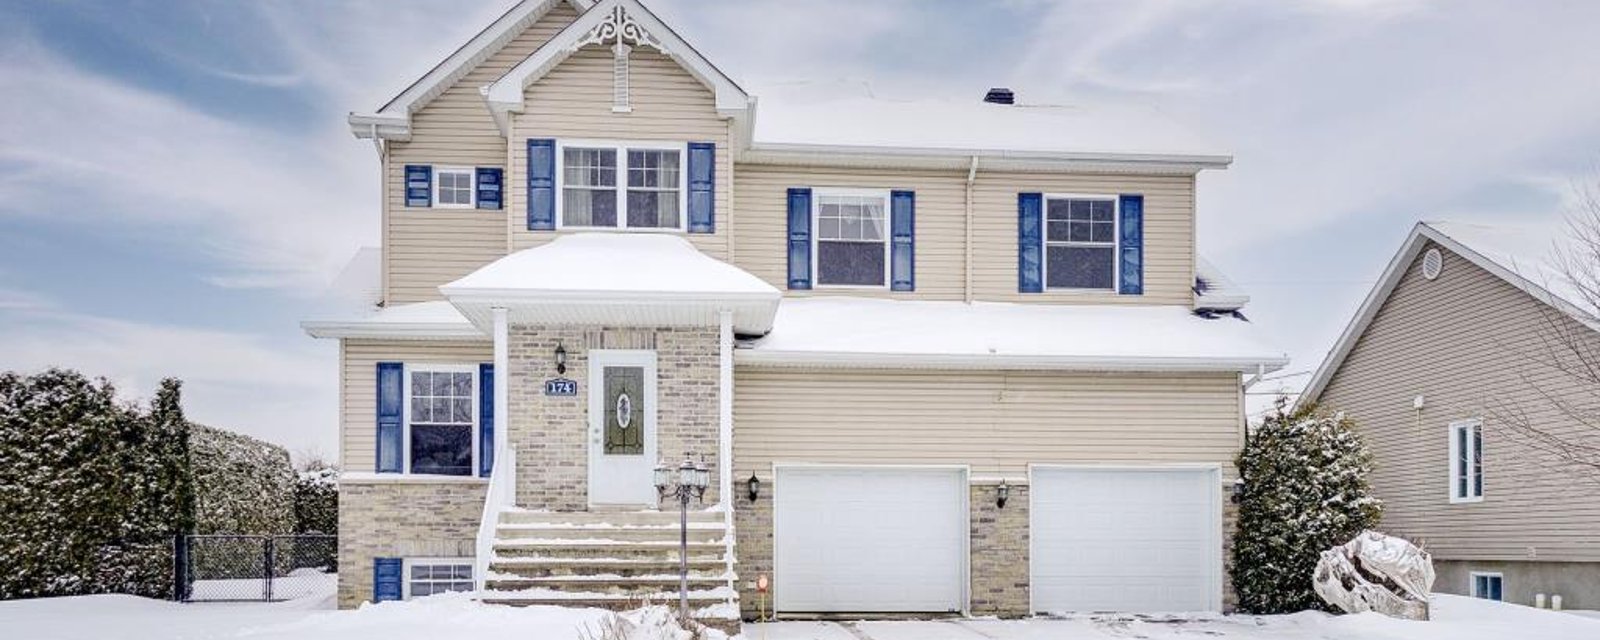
[[736, 297, 1288, 373], [440, 233, 782, 334]]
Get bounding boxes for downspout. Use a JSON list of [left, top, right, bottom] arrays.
[[717, 310, 735, 597], [964, 156, 979, 303]]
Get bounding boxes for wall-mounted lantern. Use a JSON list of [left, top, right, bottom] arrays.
[[555, 343, 568, 375], [747, 473, 761, 502], [996, 479, 1010, 509], [1231, 477, 1245, 504]]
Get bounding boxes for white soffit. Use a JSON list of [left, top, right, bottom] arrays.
[[301, 301, 486, 341]]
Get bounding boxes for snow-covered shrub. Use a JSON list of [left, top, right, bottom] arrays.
[[0, 370, 194, 599], [1233, 400, 1383, 614], [293, 464, 339, 536], [190, 424, 295, 536]]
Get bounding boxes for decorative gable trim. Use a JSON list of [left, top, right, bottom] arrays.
[[482, 0, 751, 135], [349, 0, 595, 141]]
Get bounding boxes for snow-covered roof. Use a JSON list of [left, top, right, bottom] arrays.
[[301, 301, 483, 341], [746, 96, 1231, 170], [1301, 220, 1597, 403], [1194, 256, 1250, 312], [441, 233, 781, 334], [737, 298, 1287, 373]]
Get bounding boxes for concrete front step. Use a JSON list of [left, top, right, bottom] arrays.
[[494, 526, 725, 543], [491, 557, 727, 578], [499, 510, 724, 526], [494, 544, 725, 562], [486, 574, 728, 593]]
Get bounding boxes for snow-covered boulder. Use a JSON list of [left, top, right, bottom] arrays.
[[1314, 530, 1436, 620]]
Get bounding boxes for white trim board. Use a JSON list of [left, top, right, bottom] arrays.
[[1300, 221, 1600, 405]]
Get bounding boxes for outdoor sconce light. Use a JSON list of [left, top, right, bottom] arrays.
[[996, 479, 1010, 509], [747, 473, 761, 502], [1232, 478, 1245, 504], [554, 344, 568, 374]]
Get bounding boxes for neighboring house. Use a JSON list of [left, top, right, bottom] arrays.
[[301, 0, 1286, 623], [1302, 220, 1600, 609]]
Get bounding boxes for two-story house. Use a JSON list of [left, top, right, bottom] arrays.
[[302, 0, 1286, 624]]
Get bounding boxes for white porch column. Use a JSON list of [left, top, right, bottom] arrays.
[[493, 307, 510, 457], [718, 310, 734, 508]]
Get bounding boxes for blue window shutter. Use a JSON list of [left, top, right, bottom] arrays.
[[376, 362, 403, 473], [404, 165, 432, 208], [890, 190, 915, 291], [478, 363, 494, 478], [373, 557, 403, 602], [787, 188, 812, 290], [687, 142, 715, 233], [1018, 193, 1044, 293], [526, 138, 556, 230], [476, 167, 503, 210], [1118, 194, 1144, 295]]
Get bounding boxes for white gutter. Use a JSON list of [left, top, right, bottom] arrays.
[[300, 320, 486, 341], [734, 350, 1289, 373], [742, 142, 1232, 172], [964, 156, 978, 303]]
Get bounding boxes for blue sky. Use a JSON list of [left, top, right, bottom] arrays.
[[3, 0, 1600, 459]]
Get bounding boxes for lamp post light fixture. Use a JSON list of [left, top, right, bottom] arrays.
[[554, 344, 568, 374], [655, 453, 710, 621]]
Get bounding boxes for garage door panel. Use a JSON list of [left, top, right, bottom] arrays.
[[1032, 467, 1219, 613], [775, 467, 966, 613]]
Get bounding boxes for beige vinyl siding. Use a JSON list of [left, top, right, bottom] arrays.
[[733, 368, 1242, 480], [508, 45, 733, 258], [975, 172, 1194, 304], [732, 164, 968, 299], [383, 4, 581, 305], [1319, 242, 1600, 562], [340, 339, 493, 473]]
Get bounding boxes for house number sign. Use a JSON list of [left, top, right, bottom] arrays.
[[544, 378, 577, 396]]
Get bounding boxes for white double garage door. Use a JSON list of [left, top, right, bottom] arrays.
[[774, 466, 1221, 614]]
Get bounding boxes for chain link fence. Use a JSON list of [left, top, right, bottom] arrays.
[[175, 534, 336, 602]]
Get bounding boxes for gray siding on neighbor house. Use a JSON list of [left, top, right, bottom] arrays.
[[1317, 241, 1600, 563]]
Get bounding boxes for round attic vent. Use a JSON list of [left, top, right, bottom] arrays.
[[1422, 248, 1443, 280]]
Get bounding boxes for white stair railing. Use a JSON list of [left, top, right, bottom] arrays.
[[474, 445, 517, 593]]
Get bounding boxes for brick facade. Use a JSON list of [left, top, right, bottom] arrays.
[[336, 479, 485, 608], [508, 325, 723, 509]]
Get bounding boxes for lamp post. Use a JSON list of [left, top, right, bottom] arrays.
[[655, 453, 709, 620]]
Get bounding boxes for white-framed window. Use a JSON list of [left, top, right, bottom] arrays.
[[812, 188, 890, 288], [1044, 195, 1118, 291], [1449, 418, 1483, 503], [403, 558, 474, 599], [434, 167, 476, 209], [1470, 572, 1503, 601], [404, 365, 477, 476], [557, 141, 685, 230]]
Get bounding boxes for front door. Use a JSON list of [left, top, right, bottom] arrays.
[[587, 350, 658, 506]]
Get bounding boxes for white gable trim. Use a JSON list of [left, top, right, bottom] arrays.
[[349, 0, 594, 141], [1300, 221, 1598, 405], [482, 0, 751, 135]]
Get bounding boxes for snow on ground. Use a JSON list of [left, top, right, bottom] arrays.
[[9, 591, 1598, 640]]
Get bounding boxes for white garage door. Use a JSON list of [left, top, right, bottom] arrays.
[[775, 467, 966, 613], [1031, 467, 1220, 613]]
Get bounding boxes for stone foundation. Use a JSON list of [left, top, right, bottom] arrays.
[[336, 479, 485, 608]]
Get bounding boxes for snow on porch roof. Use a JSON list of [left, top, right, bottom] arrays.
[[737, 298, 1288, 373], [440, 233, 781, 334]]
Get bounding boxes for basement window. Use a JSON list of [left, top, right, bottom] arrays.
[[1470, 572, 1502, 601], [404, 558, 473, 599]]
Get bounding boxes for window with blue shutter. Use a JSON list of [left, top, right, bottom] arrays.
[[476, 168, 503, 210], [890, 190, 915, 291], [478, 363, 494, 478], [687, 142, 715, 233], [1118, 194, 1144, 295], [1018, 193, 1044, 293], [526, 139, 556, 230], [787, 188, 813, 290], [405, 165, 432, 208], [376, 362, 403, 473], [373, 558, 403, 602]]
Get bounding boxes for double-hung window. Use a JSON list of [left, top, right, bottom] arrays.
[[1470, 572, 1502, 601], [1449, 419, 1483, 502], [1044, 196, 1117, 290], [813, 189, 890, 287], [405, 366, 477, 476], [434, 167, 475, 208], [559, 142, 683, 230], [404, 558, 473, 599]]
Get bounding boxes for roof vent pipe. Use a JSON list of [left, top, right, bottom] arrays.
[[983, 88, 1014, 105]]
